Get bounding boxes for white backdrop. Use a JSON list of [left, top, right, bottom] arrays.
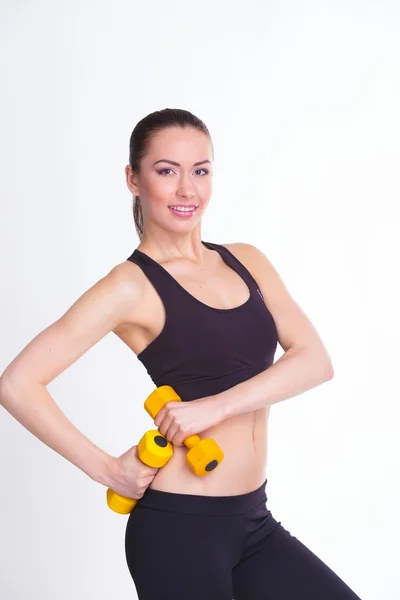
[[1, 1, 399, 599]]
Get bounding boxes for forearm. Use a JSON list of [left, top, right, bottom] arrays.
[[0, 378, 114, 486], [214, 346, 334, 419]]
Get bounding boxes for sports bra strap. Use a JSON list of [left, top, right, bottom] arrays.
[[126, 240, 260, 313]]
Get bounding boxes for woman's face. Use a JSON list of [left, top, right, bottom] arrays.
[[126, 127, 213, 233]]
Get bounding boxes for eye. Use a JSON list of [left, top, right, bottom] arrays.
[[157, 168, 210, 176]]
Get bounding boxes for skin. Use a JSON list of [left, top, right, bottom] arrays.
[[0, 125, 330, 499], [126, 126, 214, 262]]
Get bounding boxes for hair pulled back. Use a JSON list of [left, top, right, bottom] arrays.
[[128, 108, 212, 240]]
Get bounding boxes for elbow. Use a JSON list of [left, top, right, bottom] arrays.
[[0, 374, 18, 407], [302, 345, 334, 381], [291, 344, 335, 381], [0, 372, 32, 407], [322, 356, 334, 381], [309, 342, 335, 381]]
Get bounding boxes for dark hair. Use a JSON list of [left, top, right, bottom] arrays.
[[128, 108, 213, 240]]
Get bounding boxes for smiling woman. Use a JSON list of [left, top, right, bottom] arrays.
[[126, 111, 215, 241], [0, 108, 361, 600]]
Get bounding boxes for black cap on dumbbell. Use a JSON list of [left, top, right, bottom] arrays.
[[205, 460, 218, 472], [154, 435, 168, 447]]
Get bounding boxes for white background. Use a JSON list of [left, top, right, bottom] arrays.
[[1, 1, 399, 599]]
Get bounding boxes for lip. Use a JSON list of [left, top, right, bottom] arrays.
[[168, 205, 199, 218], [168, 205, 199, 209]]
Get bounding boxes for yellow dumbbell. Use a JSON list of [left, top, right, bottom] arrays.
[[106, 429, 173, 514], [107, 385, 224, 514], [144, 385, 224, 477], [106, 387, 177, 514]]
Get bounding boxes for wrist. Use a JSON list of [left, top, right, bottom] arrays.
[[90, 452, 118, 488], [213, 394, 230, 421]]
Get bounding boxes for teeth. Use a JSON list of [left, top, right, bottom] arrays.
[[170, 206, 197, 212]]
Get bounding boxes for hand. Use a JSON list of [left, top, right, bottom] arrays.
[[109, 445, 159, 499], [153, 397, 225, 447]]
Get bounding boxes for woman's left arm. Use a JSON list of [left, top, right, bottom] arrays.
[[210, 344, 333, 420], [210, 243, 334, 419], [154, 244, 334, 444]]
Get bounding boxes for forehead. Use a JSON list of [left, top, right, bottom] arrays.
[[148, 127, 212, 159]]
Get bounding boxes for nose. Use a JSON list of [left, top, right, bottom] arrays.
[[176, 173, 196, 200], [178, 190, 195, 201]]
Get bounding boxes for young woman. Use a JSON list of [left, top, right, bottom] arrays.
[[0, 108, 361, 599]]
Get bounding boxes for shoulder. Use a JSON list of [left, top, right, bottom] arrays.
[[219, 242, 277, 278], [219, 242, 263, 257], [90, 259, 147, 321], [220, 242, 290, 298], [102, 259, 142, 295], [220, 242, 287, 300]]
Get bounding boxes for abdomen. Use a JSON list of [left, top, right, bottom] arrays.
[[149, 407, 270, 496]]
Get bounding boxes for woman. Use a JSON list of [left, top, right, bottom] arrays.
[[0, 108, 361, 599]]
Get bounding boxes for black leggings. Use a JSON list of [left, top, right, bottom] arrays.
[[125, 478, 362, 599]]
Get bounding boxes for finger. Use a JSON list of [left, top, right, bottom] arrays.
[[173, 436, 184, 447], [159, 414, 173, 437], [168, 423, 182, 444], [174, 430, 188, 447], [154, 407, 166, 428]]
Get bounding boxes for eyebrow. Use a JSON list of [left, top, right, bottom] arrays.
[[153, 159, 211, 167]]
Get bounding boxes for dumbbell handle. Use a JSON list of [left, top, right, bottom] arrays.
[[179, 433, 201, 449]]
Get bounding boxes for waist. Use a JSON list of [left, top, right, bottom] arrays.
[[139, 477, 268, 515]]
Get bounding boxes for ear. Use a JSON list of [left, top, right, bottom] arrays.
[[125, 164, 140, 196]]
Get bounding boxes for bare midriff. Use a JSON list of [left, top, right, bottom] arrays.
[[148, 406, 270, 496]]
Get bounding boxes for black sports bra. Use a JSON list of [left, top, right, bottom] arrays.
[[126, 241, 278, 402]]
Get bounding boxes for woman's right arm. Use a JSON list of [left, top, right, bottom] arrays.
[[0, 263, 143, 488]]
